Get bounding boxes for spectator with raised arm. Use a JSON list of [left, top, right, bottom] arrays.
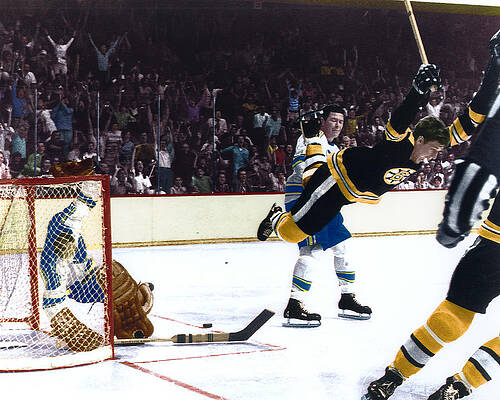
[[51, 96, 73, 159], [46, 30, 75, 84], [88, 33, 120, 88], [220, 135, 249, 179]]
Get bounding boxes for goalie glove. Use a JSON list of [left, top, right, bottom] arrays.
[[436, 160, 498, 248], [112, 260, 154, 339], [412, 64, 441, 95]]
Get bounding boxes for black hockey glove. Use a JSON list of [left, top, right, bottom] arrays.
[[436, 160, 498, 248], [489, 28, 500, 66], [412, 64, 441, 95], [298, 109, 323, 139]]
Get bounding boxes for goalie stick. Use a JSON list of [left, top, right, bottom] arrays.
[[114, 309, 275, 345]]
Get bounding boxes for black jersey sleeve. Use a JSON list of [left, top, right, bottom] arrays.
[[478, 192, 500, 244], [384, 87, 426, 142], [449, 58, 500, 147]]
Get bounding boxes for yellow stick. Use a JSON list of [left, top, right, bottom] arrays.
[[404, 0, 437, 91], [404, 0, 429, 64]]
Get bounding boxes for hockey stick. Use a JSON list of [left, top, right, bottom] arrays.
[[403, 0, 437, 91], [114, 309, 275, 346]]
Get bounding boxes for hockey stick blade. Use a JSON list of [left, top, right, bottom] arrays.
[[114, 309, 275, 345], [228, 309, 274, 341]]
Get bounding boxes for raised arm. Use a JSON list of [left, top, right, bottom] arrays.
[[88, 33, 99, 52], [448, 30, 500, 147], [385, 64, 441, 141]]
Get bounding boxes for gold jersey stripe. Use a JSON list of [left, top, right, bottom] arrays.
[[478, 219, 500, 243], [327, 151, 381, 204], [385, 122, 408, 142], [306, 144, 323, 155], [450, 118, 470, 146], [469, 108, 486, 126]]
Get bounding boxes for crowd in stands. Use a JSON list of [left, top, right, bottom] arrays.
[[0, 1, 496, 195]]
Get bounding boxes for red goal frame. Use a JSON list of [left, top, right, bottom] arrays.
[[0, 175, 114, 370]]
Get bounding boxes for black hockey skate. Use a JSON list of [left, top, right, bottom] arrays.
[[257, 203, 283, 241], [338, 293, 372, 320], [361, 366, 404, 400], [282, 298, 321, 328], [427, 376, 471, 400]]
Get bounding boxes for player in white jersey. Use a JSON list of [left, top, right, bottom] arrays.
[[282, 105, 372, 327]]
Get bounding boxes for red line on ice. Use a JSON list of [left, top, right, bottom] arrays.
[[130, 345, 285, 364], [121, 361, 228, 399]]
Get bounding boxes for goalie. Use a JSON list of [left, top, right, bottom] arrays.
[[41, 159, 154, 353]]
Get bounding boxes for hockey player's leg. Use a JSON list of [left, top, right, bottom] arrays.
[[257, 203, 310, 243], [362, 300, 475, 399], [333, 242, 372, 320], [427, 334, 500, 399], [283, 245, 321, 328]]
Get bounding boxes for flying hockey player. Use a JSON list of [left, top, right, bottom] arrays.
[[282, 105, 372, 327], [257, 30, 500, 247], [362, 32, 500, 400]]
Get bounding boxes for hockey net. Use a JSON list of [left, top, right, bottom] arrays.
[[0, 176, 113, 371]]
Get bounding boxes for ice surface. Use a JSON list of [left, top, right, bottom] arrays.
[[2, 235, 498, 400]]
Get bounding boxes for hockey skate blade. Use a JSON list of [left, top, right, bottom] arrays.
[[338, 311, 371, 321], [282, 318, 321, 328]]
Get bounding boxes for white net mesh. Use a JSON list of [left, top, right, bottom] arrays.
[[0, 178, 112, 371]]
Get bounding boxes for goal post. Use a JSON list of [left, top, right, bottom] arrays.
[[0, 175, 113, 371]]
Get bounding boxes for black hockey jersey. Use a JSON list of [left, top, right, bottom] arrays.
[[478, 192, 500, 244], [327, 86, 490, 204]]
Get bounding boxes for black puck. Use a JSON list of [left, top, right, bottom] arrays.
[[202, 323, 213, 328]]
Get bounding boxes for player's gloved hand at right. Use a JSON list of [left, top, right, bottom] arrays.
[[412, 64, 441, 94], [489, 28, 500, 66], [436, 160, 498, 248]]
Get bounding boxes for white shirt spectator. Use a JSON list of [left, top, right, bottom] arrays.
[[253, 112, 270, 128], [23, 71, 37, 87], [47, 35, 74, 66], [134, 173, 153, 194]]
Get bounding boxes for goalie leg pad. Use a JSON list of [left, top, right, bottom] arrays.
[[50, 307, 103, 352]]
